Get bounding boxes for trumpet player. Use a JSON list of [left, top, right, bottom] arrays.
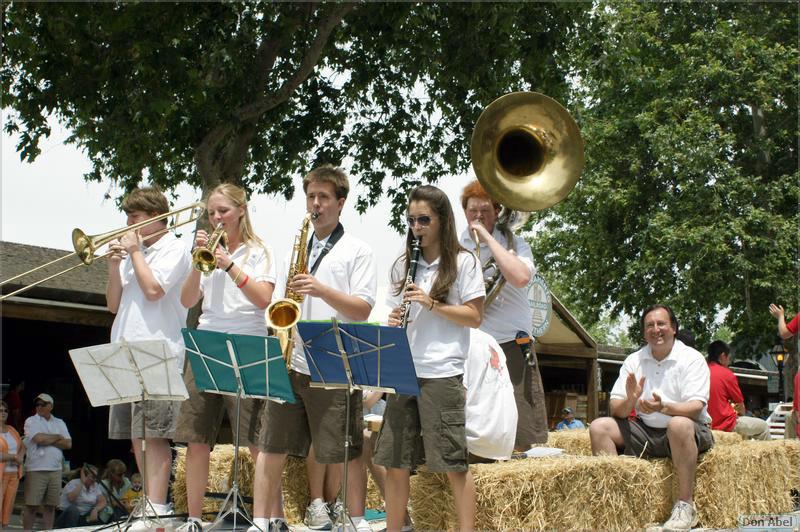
[[175, 183, 276, 532], [378, 185, 484, 532], [250, 165, 376, 532], [105, 187, 192, 527], [459, 179, 548, 450]]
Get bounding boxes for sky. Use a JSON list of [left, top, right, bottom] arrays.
[[0, 116, 476, 320]]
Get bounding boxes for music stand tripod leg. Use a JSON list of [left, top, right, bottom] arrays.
[[209, 341, 257, 531]]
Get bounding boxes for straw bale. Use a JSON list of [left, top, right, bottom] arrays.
[[710, 429, 743, 446], [768, 438, 800, 489], [173, 446, 256, 517], [175, 447, 385, 523], [544, 429, 592, 455], [690, 440, 795, 528], [410, 455, 672, 531]]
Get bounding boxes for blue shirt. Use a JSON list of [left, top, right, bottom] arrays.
[[556, 419, 585, 430]]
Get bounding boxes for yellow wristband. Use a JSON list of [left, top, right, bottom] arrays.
[[232, 268, 242, 285]]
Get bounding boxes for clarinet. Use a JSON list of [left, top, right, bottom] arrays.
[[400, 237, 422, 328]]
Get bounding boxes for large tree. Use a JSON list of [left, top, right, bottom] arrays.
[[2, 2, 586, 225], [535, 2, 798, 358]]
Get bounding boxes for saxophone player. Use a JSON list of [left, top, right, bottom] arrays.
[[459, 179, 549, 450], [250, 165, 377, 532]]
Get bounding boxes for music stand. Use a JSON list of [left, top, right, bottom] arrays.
[[68, 339, 188, 531], [182, 328, 294, 532], [297, 319, 418, 530]]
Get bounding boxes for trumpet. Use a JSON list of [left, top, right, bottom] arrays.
[[0, 202, 205, 301], [399, 237, 422, 328], [191, 223, 228, 275], [266, 212, 318, 363]]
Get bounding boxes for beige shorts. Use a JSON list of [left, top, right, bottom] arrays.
[[108, 399, 180, 440], [174, 363, 264, 447], [258, 370, 362, 463], [373, 375, 468, 473], [24, 470, 62, 507]]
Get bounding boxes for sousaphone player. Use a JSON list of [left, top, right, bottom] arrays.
[[461, 92, 584, 450]]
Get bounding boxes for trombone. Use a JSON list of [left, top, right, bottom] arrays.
[[0, 202, 205, 301]]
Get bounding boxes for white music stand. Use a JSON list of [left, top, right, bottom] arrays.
[[69, 339, 188, 531]]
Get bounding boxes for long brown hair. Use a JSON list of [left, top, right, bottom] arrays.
[[392, 185, 471, 303]]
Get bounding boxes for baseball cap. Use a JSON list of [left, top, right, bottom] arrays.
[[35, 393, 54, 405], [562, 407, 573, 414]]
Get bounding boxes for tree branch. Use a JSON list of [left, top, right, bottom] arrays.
[[236, 2, 357, 122]]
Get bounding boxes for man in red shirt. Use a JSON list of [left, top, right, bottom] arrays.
[[769, 303, 799, 439], [706, 340, 770, 440]]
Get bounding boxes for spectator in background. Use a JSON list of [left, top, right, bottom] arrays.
[[55, 463, 106, 528], [3, 381, 25, 433], [120, 472, 143, 513], [706, 340, 770, 440], [0, 400, 24, 528], [769, 303, 799, 439], [556, 407, 585, 431], [676, 329, 697, 349], [99, 458, 132, 522], [22, 393, 71, 531]]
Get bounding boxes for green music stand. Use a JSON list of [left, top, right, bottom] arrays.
[[182, 329, 294, 531]]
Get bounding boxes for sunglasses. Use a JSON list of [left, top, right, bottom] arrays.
[[34, 402, 47, 407], [406, 215, 433, 227]]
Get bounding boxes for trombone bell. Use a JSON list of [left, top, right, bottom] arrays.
[[471, 92, 584, 212]]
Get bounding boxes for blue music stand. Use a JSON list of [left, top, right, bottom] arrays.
[[296, 318, 418, 530], [182, 328, 294, 532], [297, 320, 419, 396]]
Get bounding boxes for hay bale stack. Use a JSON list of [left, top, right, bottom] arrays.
[[175, 447, 386, 524], [410, 455, 671, 531], [768, 439, 800, 490], [173, 446, 256, 517], [544, 429, 592, 455], [691, 440, 795, 528], [710, 429, 743, 446]]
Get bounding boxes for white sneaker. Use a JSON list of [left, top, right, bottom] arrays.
[[332, 518, 372, 532], [328, 499, 344, 522], [126, 501, 175, 531], [661, 500, 698, 531], [175, 518, 213, 531], [247, 517, 271, 532], [305, 499, 333, 530]]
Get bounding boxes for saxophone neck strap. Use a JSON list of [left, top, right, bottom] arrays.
[[307, 222, 345, 275]]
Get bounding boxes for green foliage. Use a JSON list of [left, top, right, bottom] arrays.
[[2, 2, 586, 227], [534, 2, 799, 355]]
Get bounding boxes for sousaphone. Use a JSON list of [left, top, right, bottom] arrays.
[[470, 91, 584, 212]]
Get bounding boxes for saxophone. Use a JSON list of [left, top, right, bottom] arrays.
[[266, 212, 318, 364], [399, 237, 422, 328]]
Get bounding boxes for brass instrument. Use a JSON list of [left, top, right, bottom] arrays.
[[266, 212, 318, 363], [0, 202, 205, 301], [399, 237, 422, 328], [191, 223, 228, 275], [471, 91, 584, 307]]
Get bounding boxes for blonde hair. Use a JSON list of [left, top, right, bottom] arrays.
[[206, 183, 271, 269], [206, 183, 261, 246]]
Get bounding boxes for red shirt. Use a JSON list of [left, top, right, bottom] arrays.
[[794, 369, 800, 438], [707, 361, 744, 431], [787, 312, 799, 335]]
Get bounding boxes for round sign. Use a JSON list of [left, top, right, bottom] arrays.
[[527, 274, 552, 337]]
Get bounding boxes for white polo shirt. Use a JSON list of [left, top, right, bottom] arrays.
[[23, 414, 71, 472], [387, 250, 485, 378], [464, 328, 517, 460], [198, 241, 276, 336], [458, 228, 536, 343], [110, 232, 191, 369], [275, 232, 377, 375], [610, 339, 711, 428]]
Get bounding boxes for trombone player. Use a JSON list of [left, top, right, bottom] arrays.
[[459, 180, 548, 449], [105, 187, 192, 528]]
